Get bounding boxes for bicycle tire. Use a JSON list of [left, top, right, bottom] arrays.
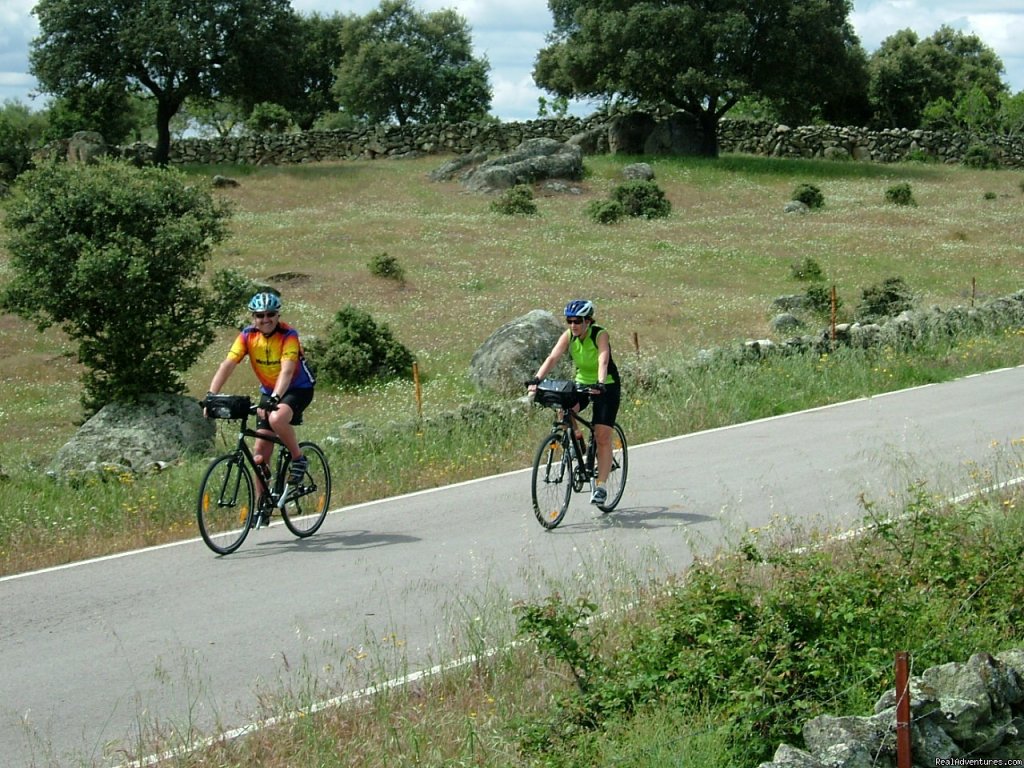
[[597, 423, 628, 513], [531, 431, 572, 529], [280, 441, 332, 537], [197, 454, 255, 555]]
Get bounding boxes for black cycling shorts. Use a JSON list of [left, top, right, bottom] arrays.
[[256, 388, 314, 430], [576, 382, 621, 427]]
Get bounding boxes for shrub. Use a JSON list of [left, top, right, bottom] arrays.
[[856, 276, 915, 322], [0, 161, 234, 413], [884, 182, 916, 207], [586, 199, 625, 225], [246, 102, 294, 135], [610, 180, 671, 219], [805, 284, 840, 315], [790, 257, 824, 282], [983, 191, 997, 201], [490, 184, 537, 215], [305, 306, 414, 388], [791, 183, 824, 209], [368, 252, 405, 282], [962, 143, 999, 169]]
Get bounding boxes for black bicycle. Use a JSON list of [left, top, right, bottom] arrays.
[[197, 394, 332, 555], [529, 379, 628, 529]]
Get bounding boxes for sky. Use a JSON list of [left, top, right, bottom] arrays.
[[2, 0, 1023, 122]]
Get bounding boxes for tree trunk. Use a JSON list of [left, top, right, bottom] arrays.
[[697, 110, 720, 157], [153, 99, 179, 166]]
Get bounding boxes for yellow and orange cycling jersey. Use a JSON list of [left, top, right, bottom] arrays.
[[227, 322, 315, 394]]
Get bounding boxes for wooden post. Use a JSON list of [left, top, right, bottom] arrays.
[[895, 651, 912, 768], [412, 361, 422, 420], [830, 285, 837, 347], [632, 331, 640, 357], [971, 277, 977, 308]]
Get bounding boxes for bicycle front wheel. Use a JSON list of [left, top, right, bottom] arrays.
[[281, 442, 332, 537], [598, 423, 629, 513], [197, 454, 255, 555], [531, 431, 572, 529]]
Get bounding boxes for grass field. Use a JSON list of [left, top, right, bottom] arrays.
[[2, 153, 1022, 464], [3, 150, 1024, 766]]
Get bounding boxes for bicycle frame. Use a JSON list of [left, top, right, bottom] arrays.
[[230, 409, 298, 510], [551, 407, 596, 479]]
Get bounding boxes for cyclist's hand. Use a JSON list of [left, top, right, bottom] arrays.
[[588, 383, 606, 396], [259, 393, 281, 413], [524, 377, 541, 392]]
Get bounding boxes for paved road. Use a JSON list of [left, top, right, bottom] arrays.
[[3, 367, 1022, 767]]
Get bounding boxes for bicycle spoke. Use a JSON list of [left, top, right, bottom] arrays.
[[532, 432, 572, 529], [281, 442, 332, 538], [197, 455, 254, 555]]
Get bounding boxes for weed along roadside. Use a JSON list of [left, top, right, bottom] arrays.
[[2, 153, 1024, 570], [2, 152, 1024, 765]]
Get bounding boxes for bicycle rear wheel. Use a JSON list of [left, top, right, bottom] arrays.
[[281, 442, 332, 537], [597, 423, 628, 513], [197, 454, 254, 555], [531, 431, 572, 529]]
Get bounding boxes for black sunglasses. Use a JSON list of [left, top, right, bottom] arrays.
[[566, 317, 585, 325], [252, 311, 278, 319]]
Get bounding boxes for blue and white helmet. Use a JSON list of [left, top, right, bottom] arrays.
[[564, 299, 594, 319], [247, 292, 282, 313]]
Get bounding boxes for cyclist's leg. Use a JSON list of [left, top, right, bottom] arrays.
[[269, 389, 314, 462], [252, 429, 275, 495], [591, 384, 621, 485]]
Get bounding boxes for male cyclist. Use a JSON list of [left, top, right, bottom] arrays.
[[528, 299, 621, 505], [206, 292, 316, 505]]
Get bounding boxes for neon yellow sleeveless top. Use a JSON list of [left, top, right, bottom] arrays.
[[568, 324, 617, 385]]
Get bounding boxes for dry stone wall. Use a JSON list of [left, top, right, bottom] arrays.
[[143, 116, 1024, 169]]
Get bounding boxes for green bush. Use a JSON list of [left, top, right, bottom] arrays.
[[0, 161, 234, 413], [305, 306, 414, 388], [368, 252, 405, 282], [790, 256, 824, 282], [246, 102, 294, 135], [610, 180, 671, 219], [792, 183, 824, 209], [586, 199, 625, 225], [983, 191, 997, 201], [962, 144, 999, 169], [856, 276, 915, 322], [884, 182, 916, 207], [805, 284, 840, 315], [490, 184, 537, 215]]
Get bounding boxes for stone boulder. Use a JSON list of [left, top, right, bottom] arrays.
[[460, 138, 584, 193], [67, 131, 107, 165], [49, 394, 215, 476], [622, 162, 655, 181], [469, 310, 567, 395]]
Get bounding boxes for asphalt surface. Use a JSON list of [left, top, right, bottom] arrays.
[[2, 366, 1022, 767]]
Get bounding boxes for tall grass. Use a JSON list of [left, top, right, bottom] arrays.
[[114, 479, 1024, 768], [3, 329, 1023, 577], [3, 153, 1024, 764]]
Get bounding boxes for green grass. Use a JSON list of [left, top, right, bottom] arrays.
[[1, 153, 1023, 573], [2, 152, 1024, 764]]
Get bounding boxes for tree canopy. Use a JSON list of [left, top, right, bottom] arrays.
[[30, 0, 297, 164], [534, 0, 868, 155], [867, 25, 1006, 129], [333, 0, 492, 126], [0, 162, 244, 412]]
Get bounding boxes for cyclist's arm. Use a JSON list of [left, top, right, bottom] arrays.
[[208, 358, 239, 395], [595, 329, 611, 385], [531, 331, 570, 384], [270, 358, 297, 399]]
